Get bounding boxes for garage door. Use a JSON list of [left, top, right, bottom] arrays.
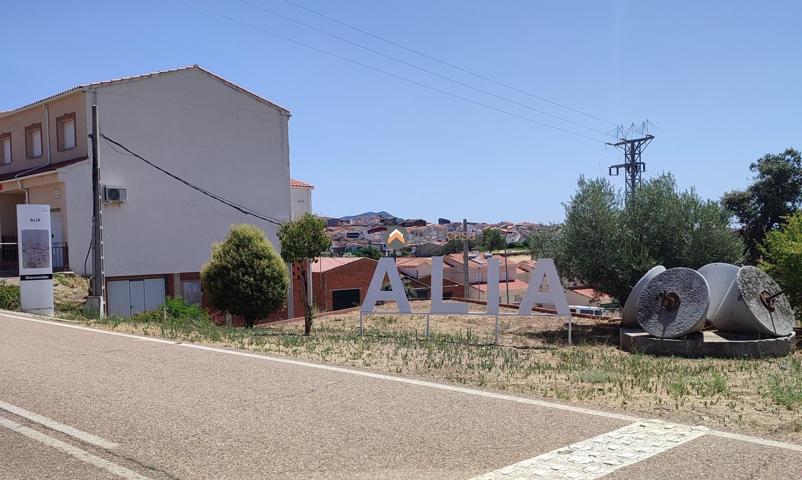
[[331, 289, 360, 311], [108, 278, 166, 317]]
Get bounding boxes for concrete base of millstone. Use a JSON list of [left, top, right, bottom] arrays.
[[620, 328, 796, 358]]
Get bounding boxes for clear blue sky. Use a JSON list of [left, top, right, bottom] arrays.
[[2, 1, 800, 223]]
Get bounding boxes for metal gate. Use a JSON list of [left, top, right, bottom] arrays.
[[107, 278, 166, 317]]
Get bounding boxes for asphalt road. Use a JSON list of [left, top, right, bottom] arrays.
[[1, 311, 801, 479]]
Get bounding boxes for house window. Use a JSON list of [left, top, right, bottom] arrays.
[[56, 113, 76, 151], [0, 133, 10, 165], [25, 123, 43, 159]]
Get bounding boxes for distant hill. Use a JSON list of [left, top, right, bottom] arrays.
[[339, 211, 397, 221]]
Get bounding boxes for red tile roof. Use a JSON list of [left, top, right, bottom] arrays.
[[517, 260, 536, 271], [474, 279, 529, 292], [311, 256, 374, 273], [395, 257, 431, 267], [290, 178, 314, 188], [444, 253, 483, 266], [570, 288, 613, 303], [0, 155, 88, 182]]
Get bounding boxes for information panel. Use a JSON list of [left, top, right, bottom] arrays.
[[17, 204, 54, 316]]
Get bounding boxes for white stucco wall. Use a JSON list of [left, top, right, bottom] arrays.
[[60, 160, 93, 274], [290, 185, 312, 220], [66, 68, 291, 277]]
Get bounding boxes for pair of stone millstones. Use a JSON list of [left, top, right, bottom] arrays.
[[622, 264, 794, 339]]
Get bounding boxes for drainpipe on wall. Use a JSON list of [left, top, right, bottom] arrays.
[[44, 103, 52, 167]]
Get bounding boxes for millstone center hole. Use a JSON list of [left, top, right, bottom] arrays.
[[659, 291, 681, 311], [759, 290, 777, 312]]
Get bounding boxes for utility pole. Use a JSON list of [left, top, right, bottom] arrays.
[[608, 132, 654, 201], [503, 238, 510, 305], [87, 105, 105, 318], [462, 218, 470, 299]]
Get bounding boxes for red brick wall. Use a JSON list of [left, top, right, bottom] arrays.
[[290, 258, 378, 316]]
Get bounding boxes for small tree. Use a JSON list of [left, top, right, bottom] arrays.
[[440, 237, 476, 254], [482, 228, 506, 252], [201, 225, 288, 328], [278, 213, 331, 336], [722, 148, 802, 262], [354, 245, 382, 260], [759, 211, 802, 319]]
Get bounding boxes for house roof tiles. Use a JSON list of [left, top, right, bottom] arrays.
[[290, 178, 314, 188], [312, 256, 376, 273]]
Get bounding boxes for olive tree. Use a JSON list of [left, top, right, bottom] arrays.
[[278, 213, 331, 336], [482, 228, 506, 252], [201, 224, 288, 328], [534, 174, 743, 303]]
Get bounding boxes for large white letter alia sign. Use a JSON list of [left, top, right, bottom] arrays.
[[17, 204, 54, 316], [430, 256, 468, 314], [361, 257, 412, 313], [518, 258, 570, 316]]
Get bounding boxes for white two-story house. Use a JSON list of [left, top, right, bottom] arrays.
[[0, 65, 292, 316]]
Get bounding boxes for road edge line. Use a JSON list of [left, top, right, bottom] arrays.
[[0, 415, 151, 480], [0, 400, 118, 450]]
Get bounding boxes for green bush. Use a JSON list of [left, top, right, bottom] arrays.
[[163, 296, 208, 321], [202, 225, 288, 328], [759, 211, 802, 319], [128, 297, 212, 328], [0, 281, 20, 310]]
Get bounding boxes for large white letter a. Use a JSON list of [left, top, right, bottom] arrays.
[[518, 258, 570, 316], [361, 257, 412, 313]]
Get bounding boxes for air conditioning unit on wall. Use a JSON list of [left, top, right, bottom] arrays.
[[103, 185, 128, 204]]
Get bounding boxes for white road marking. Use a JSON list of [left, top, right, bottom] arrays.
[[4, 311, 802, 453], [0, 314, 175, 344], [471, 420, 709, 479], [0, 400, 118, 449], [0, 415, 151, 480], [708, 429, 802, 452]]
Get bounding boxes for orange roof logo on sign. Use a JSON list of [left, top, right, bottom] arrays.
[[388, 229, 405, 245], [384, 226, 408, 251]]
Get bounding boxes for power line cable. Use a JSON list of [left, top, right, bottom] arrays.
[[188, 4, 607, 143], [276, 0, 618, 126], [237, 0, 613, 137], [101, 134, 284, 226]]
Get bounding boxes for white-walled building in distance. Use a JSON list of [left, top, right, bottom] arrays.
[[290, 178, 313, 219], [0, 65, 292, 316]]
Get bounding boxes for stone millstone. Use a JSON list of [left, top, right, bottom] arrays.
[[636, 267, 710, 339], [622, 265, 666, 327], [697, 263, 740, 322], [713, 266, 795, 337]]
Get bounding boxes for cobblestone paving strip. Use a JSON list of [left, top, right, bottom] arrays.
[[472, 420, 709, 480]]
